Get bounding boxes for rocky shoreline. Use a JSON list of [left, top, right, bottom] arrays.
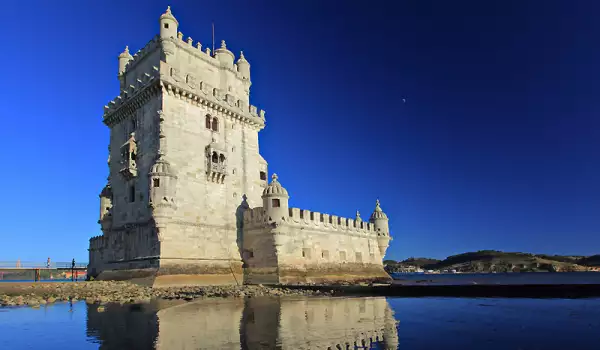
[[0, 281, 334, 308]]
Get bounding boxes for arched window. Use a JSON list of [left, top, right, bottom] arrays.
[[211, 152, 218, 163], [219, 154, 226, 163], [212, 117, 219, 132], [205, 115, 211, 129]]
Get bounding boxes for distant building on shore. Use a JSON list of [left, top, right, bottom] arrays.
[[88, 7, 392, 286]]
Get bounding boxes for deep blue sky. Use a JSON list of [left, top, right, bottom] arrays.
[[1, 1, 598, 262]]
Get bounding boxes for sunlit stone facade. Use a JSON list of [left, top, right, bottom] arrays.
[[88, 7, 392, 286]]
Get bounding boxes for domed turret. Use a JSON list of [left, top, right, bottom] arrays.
[[214, 40, 235, 67], [118, 46, 133, 75], [98, 184, 113, 229], [149, 156, 178, 208], [369, 199, 392, 258], [159, 6, 178, 39], [262, 173, 289, 221], [117, 46, 133, 89], [236, 51, 250, 80]]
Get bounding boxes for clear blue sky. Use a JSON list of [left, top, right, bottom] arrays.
[[0, 0, 598, 262]]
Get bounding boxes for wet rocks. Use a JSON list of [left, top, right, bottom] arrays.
[[0, 281, 334, 309]]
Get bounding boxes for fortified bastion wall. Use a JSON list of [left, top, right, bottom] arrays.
[[241, 174, 392, 285]]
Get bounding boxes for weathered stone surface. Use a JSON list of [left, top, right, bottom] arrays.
[[88, 7, 393, 287]]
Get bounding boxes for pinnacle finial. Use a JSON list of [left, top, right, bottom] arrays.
[[240, 51, 245, 59], [356, 210, 361, 218], [375, 199, 382, 211], [221, 40, 227, 49], [124, 46, 129, 54], [166, 5, 171, 13], [271, 173, 278, 182]]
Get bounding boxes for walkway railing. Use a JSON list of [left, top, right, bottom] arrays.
[[0, 261, 88, 269]]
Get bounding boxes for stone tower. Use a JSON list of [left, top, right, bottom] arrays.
[[89, 6, 269, 286]]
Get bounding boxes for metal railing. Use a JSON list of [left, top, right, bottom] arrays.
[[0, 261, 88, 269]]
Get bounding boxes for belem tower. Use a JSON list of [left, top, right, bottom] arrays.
[[89, 7, 393, 286]]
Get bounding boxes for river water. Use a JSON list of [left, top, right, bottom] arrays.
[[1, 295, 599, 349]]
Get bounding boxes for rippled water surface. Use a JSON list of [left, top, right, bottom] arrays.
[[1, 296, 599, 349]]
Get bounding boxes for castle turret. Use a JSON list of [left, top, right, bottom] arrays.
[[148, 156, 178, 210], [214, 40, 235, 68], [236, 51, 250, 80], [369, 199, 391, 258], [98, 184, 113, 231], [118, 46, 133, 89], [159, 6, 178, 39], [262, 173, 289, 222]]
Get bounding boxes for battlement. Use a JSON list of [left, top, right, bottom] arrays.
[[89, 235, 108, 251], [122, 36, 161, 75], [103, 62, 265, 126], [243, 206, 376, 235], [287, 207, 376, 234]]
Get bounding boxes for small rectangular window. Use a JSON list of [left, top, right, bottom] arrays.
[[153, 178, 160, 188], [302, 248, 311, 259], [129, 185, 135, 203], [272, 199, 280, 207], [260, 171, 267, 180], [164, 23, 169, 29], [322, 250, 329, 259]]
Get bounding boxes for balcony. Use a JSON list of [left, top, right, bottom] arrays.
[[207, 160, 227, 184]]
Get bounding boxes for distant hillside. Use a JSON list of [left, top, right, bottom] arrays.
[[385, 250, 599, 273], [399, 257, 441, 267], [578, 255, 600, 267]]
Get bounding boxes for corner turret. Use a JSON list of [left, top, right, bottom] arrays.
[[369, 199, 391, 258], [236, 51, 250, 80], [214, 40, 235, 68], [118, 46, 133, 89], [148, 155, 178, 210], [159, 6, 178, 39], [262, 173, 289, 222], [98, 184, 113, 231]]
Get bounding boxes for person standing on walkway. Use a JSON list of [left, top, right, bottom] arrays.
[[71, 259, 76, 281], [47, 257, 51, 269]]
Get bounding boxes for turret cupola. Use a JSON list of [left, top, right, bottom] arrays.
[[118, 46, 133, 75], [355, 210, 362, 223], [117, 46, 133, 89], [236, 51, 250, 80], [159, 6, 178, 39], [214, 40, 235, 67], [369, 199, 388, 222], [262, 173, 289, 222], [369, 199, 392, 258], [149, 156, 178, 209]]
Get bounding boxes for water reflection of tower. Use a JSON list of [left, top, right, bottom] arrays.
[[86, 296, 399, 349]]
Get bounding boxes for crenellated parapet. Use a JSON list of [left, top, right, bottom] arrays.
[[102, 63, 265, 129], [103, 72, 161, 127], [121, 36, 161, 75], [243, 206, 378, 237], [286, 207, 377, 234], [89, 235, 108, 251], [159, 61, 265, 128]]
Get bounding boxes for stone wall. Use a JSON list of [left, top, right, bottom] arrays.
[[242, 206, 390, 284], [88, 224, 160, 279]]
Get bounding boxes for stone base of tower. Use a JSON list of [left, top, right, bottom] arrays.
[[92, 258, 244, 287], [243, 263, 392, 286]]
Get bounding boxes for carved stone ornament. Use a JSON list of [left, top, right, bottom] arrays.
[[171, 67, 184, 82]]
